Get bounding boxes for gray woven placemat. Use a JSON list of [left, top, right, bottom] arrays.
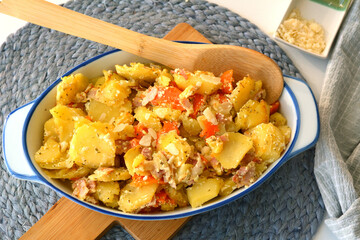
[[0, 0, 324, 239]]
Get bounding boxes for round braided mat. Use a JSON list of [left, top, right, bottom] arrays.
[[0, 0, 324, 239]]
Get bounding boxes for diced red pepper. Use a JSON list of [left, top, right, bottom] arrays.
[[190, 94, 206, 119], [151, 86, 186, 111], [132, 174, 165, 187], [155, 190, 176, 205], [220, 69, 234, 94], [270, 101, 280, 115], [157, 121, 180, 141], [199, 119, 219, 138], [134, 124, 148, 139]]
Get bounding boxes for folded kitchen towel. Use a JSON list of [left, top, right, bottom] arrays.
[[314, 0, 360, 239]]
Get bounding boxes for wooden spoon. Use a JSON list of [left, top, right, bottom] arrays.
[[0, 0, 283, 103]]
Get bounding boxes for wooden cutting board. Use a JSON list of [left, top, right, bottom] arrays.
[[20, 23, 211, 240]]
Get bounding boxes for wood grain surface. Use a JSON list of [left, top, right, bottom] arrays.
[[20, 23, 210, 240]]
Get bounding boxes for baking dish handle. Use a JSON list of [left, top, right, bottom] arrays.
[[285, 77, 320, 159], [2, 101, 43, 183]]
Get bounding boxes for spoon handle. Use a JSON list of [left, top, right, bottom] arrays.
[[0, 0, 178, 64]]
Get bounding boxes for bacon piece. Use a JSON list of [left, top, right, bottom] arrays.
[[232, 162, 256, 187], [72, 178, 89, 200], [141, 147, 153, 159]]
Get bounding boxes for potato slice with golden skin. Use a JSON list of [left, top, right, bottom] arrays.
[[56, 73, 89, 105], [134, 106, 162, 131], [88, 167, 131, 182], [235, 99, 270, 131], [158, 131, 192, 167], [69, 122, 116, 168], [43, 118, 58, 142], [35, 138, 61, 164], [86, 99, 132, 123], [96, 79, 132, 106], [186, 177, 223, 208], [270, 112, 287, 127], [246, 123, 286, 164], [96, 181, 121, 208], [118, 182, 158, 213], [213, 132, 253, 169], [230, 76, 255, 111], [174, 71, 221, 95], [43, 167, 91, 179], [115, 63, 160, 87], [50, 105, 86, 143], [219, 177, 237, 197]]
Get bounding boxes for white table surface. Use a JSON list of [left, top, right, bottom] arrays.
[[0, 0, 338, 239]]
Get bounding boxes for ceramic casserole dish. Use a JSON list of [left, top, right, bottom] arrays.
[[2, 42, 319, 220]]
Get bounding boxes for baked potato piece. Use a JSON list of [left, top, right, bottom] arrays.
[[43, 118, 58, 142], [157, 130, 192, 167], [212, 132, 253, 169], [235, 99, 270, 131], [56, 73, 89, 105], [246, 123, 287, 164], [173, 70, 221, 95], [96, 79, 132, 106], [69, 122, 116, 168], [219, 177, 237, 197], [118, 182, 158, 213], [186, 177, 223, 208], [124, 147, 142, 176], [86, 99, 132, 122], [115, 63, 160, 87], [230, 75, 255, 111], [153, 106, 182, 122], [50, 104, 86, 144], [270, 112, 287, 126], [88, 167, 131, 182], [134, 106, 162, 131], [43, 166, 91, 179], [96, 181, 121, 208]]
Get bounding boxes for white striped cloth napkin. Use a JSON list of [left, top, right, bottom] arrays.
[[314, 0, 360, 239]]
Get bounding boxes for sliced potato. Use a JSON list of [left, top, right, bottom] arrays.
[[96, 181, 121, 208], [118, 182, 158, 213], [115, 63, 160, 87], [35, 138, 61, 164], [96, 79, 132, 106], [69, 122, 116, 168], [86, 99, 132, 122], [246, 123, 286, 164], [180, 114, 202, 136], [186, 177, 223, 208], [158, 131, 192, 167], [270, 112, 287, 126], [56, 73, 89, 105], [134, 106, 162, 131], [235, 99, 270, 131], [213, 132, 253, 169], [50, 104, 86, 143], [43, 167, 91, 179], [88, 167, 131, 182], [174, 71, 221, 95], [153, 106, 181, 121], [43, 118, 58, 142], [230, 75, 255, 111], [219, 177, 237, 196]]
